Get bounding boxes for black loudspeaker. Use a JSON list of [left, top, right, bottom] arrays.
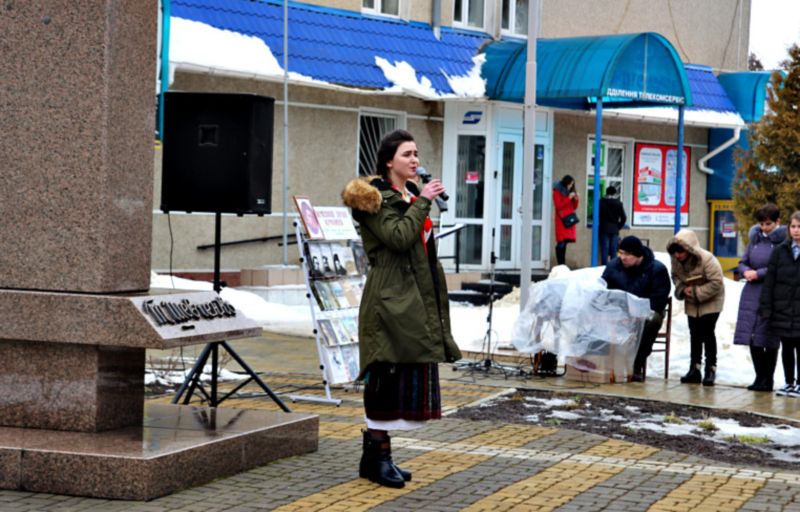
[[161, 92, 274, 215]]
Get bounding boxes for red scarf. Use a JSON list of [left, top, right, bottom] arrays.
[[391, 184, 433, 255]]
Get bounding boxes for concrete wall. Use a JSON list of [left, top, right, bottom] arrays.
[[551, 112, 710, 269], [152, 72, 443, 272], [307, 0, 751, 72], [541, 0, 751, 71]]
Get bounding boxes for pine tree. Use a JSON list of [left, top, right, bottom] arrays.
[[733, 44, 800, 238]]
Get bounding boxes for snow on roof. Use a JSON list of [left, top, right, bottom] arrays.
[[168, 0, 489, 100]]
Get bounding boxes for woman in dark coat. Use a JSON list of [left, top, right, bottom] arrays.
[[341, 129, 461, 488], [552, 175, 579, 266], [760, 210, 800, 397], [733, 204, 785, 391]]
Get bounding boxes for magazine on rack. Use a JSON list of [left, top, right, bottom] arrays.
[[317, 319, 340, 347], [327, 281, 348, 309], [312, 281, 337, 310], [331, 243, 357, 276], [323, 347, 349, 383], [339, 344, 361, 381], [306, 242, 326, 279]]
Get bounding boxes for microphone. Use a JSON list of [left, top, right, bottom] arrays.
[[416, 168, 449, 201]]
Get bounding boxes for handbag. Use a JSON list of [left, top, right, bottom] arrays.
[[561, 212, 579, 228]]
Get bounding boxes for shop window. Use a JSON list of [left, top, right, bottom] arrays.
[[585, 140, 625, 225], [358, 113, 398, 176], [362, 0, 399, 16], [502, 0, 528, 35], [454, 0, 485, 30]]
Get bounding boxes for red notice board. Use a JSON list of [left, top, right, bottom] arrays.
[[632, 143, 691, 226]]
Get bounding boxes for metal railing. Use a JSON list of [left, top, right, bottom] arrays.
[[435, 223, 466, 273]]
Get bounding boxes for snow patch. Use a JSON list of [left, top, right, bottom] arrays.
[[549, 410, 583, 420]]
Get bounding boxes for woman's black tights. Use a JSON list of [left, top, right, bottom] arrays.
[[555, 241, 568, 265], [780, 337, 800, 385]]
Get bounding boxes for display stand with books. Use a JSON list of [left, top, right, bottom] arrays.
[[290, 197, 365, 405]]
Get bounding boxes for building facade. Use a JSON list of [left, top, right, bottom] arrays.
[[152, 0, 752, 275]]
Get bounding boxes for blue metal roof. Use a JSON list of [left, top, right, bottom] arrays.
[[171, 0, 489, 94], [718, 71, 774, 122], [682, 64, 738, 113], [483, 33, 692, 108]]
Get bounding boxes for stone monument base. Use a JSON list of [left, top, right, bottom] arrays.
[[0, 403, 318, 500]]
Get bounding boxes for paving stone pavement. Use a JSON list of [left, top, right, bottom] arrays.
[[1, 372, 800, 511]]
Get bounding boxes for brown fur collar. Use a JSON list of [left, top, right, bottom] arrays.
[[341, 176, 383, 214]]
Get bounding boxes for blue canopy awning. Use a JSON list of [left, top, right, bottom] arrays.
[[718, 71, 774, 123], [483, 33, 692, 109]]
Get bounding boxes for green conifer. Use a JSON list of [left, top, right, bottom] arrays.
[[733, 44, 800, 238]]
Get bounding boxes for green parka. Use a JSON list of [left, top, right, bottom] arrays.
[[341, 176, 462, 380]]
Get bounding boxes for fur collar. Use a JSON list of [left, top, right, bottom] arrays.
[[341, 176, 421, 214], [341, 176, 383, 214]]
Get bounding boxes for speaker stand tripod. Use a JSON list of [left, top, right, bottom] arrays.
[[453, 228, 518, 378], [172, 212, 290, 411]]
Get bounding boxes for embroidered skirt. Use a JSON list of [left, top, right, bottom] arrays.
[[363, 362, 441, 422]]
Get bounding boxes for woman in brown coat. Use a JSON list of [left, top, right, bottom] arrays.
[[667, 229, 725, 385]]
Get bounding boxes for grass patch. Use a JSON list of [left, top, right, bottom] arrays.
[[562, 399, 583, 410], [697, 419, 719, 432], [545, 418, 562, 426], [663, 413, 683, 424], [724, 434, 771, 445]]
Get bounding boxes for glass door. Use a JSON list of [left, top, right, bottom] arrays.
[[495, 134, 522, 269], [494, 135, 548, 270], [530, 143, 547, 268]]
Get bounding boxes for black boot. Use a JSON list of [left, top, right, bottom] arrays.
[[702, 365, 716, 386], [747, 347, 762, 391], [359, 431, 406, 488], [680, 364, 702, 384]]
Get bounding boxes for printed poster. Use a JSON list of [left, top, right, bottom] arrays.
[[632, 143, 691, 226], [314, 207, 359, 240]]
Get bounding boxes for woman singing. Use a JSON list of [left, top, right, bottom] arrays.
[[341, 129, 462, 488]]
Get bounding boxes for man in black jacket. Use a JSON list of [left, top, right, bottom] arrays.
[[599, 186, 627, 265], [602, 236, 671, 381]]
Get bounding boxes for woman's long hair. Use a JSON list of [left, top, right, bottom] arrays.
[[375, 129, 415, 179]]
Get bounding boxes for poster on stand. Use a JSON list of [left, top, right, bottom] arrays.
[[632, 143, 691, 226], [315, 207, 360, 240], [293, 196, 325, 240]]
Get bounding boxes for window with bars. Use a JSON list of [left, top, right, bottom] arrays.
[[362, 0, 399, 16], [502, 0, 528, 35], [453, 0, 485, 29], [358, 114, 397, 177]]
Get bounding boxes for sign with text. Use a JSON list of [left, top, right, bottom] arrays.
[[314, 206, 359, 240], [632, 143, 691, 226]]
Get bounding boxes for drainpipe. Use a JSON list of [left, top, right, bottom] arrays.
[[698, 128, 741, 175], [431, 0, 441, 39], [158, 0, 171, 139]]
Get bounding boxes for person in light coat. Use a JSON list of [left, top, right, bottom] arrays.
[[667, 229, 725, 386]]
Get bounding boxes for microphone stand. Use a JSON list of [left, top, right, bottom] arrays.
[[453, 227, 516, 378]]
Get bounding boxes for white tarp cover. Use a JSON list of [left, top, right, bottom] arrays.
[[512, 276, 651, 362]]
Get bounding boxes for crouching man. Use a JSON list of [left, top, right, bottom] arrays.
[[601, 236, 671, 382]]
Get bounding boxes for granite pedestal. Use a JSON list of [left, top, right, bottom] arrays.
[[0, 288, 319, 499], [0, 404, 318, 500]]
